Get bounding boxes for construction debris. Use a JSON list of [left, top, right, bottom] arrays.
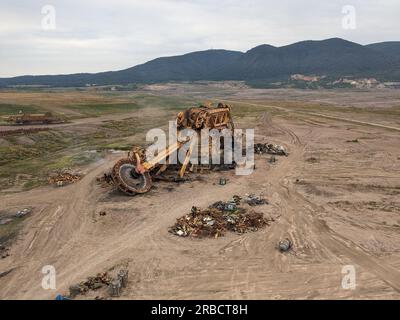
[[108, 270, 128, 297], [232, 195, 242, 204], [210, 199, 237, 212], [109, 279, 122, 297], [118, 269, 129, 288], [170, 197, 270, 238], [68, 268, 129, 299], [254, 143, 288, 156], [49, 170, 82, 186], [243, 194, 268, 206], [69, 272, 112, 297]]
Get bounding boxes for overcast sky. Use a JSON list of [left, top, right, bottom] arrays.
[[0, 0, 399, 77]]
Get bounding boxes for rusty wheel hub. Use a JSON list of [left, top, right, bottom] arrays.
[[111, 158, 152, 195]]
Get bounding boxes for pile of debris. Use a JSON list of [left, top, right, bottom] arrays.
[[48, 170, 82, 187], [69, 272, 112, 296], [254, 143, 288, 156], [69, 269, 128, 299], [169, 196, 269, 238], [243, 194, 268, 206]]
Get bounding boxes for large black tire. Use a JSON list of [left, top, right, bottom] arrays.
[[111, 158, 152, 195]]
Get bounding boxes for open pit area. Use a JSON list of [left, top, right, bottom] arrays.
[[0, 83, 399, 299]]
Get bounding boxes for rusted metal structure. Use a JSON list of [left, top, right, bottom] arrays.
[[111, 103, 234, 196], [6, 112, 63, 125], [176, 102, 234, 130]]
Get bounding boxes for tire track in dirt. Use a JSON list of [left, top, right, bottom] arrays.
[[288, 187, 400, 293], [270, 120, 400, 293]]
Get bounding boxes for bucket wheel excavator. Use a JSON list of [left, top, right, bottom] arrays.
[[111, 103, 234, 196]]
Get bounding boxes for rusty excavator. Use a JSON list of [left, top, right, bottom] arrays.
[[5, 111, 63, 125], [110, 102, 235, 196]]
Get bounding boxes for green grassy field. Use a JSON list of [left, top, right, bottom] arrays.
[[0, 210, 31, 247], [66, 102, 141, 116], [0, 103, 47, 124], [0, 103, 45, 116], [65, 94, 196, 117], [0, 92, 198, 191]]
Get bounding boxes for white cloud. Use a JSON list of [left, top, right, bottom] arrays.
[[0, 0, 399, 76]]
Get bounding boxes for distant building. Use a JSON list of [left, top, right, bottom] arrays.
[[290, 74, 325, 82]]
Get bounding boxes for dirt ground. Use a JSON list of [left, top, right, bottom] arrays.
[[0, 85, 399, 300]]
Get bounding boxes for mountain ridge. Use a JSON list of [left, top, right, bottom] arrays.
[[1, 38, 399, 87]]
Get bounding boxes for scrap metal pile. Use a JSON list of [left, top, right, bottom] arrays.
[[243, 193, 269, 206], [169, 195, 270, 238], [69, 269, 129, 299], [5, 112, 63, 125], [72, 272, 112, 294], [48, 170, 82, 186], [254, 143, 288, 156]]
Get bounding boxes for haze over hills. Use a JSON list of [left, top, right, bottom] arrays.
[[1, 38, 400, 87]]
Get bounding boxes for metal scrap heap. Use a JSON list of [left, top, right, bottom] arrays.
[[169, 197, 269, 238], [68, 268, 129, 299], [48, 170, 82, 186], [254, 143, 288, 156], [68, 272, 113, 298], [243, 193, 268, 206]]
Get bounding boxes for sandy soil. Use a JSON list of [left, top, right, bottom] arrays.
[[0, 88, 399, 300]]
